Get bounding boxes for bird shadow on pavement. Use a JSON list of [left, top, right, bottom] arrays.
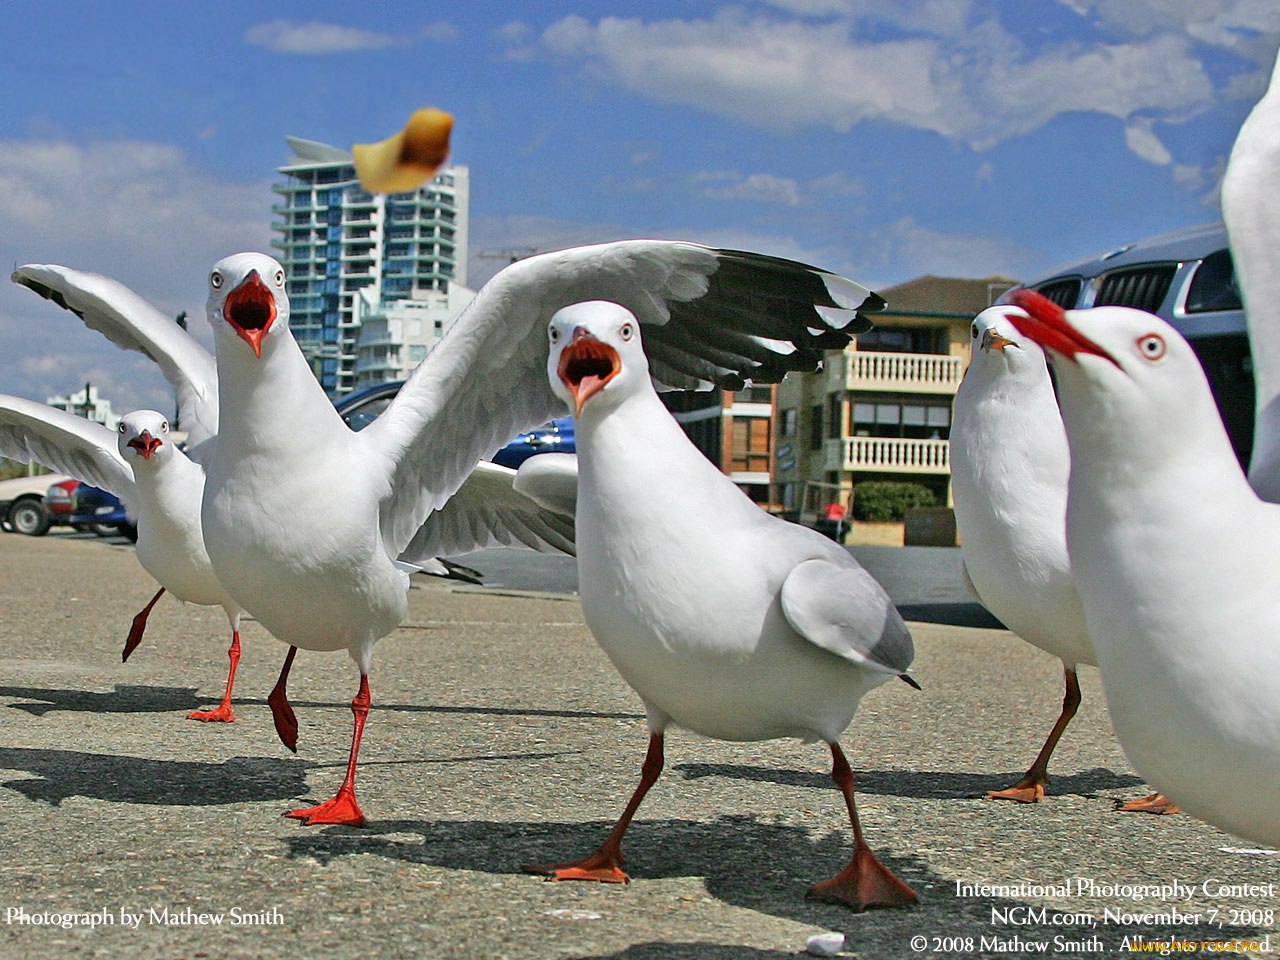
[[673, 763, 1145, 801], [0, 684, 206, 716], [0, 746, 581, 809], [0, 747, 311, 806], [0, 684, 642, 722], [280, 814, 1271, 950]]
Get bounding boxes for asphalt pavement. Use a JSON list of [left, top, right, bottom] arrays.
[[0, 531, 1275, 959]]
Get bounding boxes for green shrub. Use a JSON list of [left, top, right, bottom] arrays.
[[851, 481, 936, 522]]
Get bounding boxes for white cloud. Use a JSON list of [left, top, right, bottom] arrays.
[[1124, 117, 1173, 165], [538, 12, 1215, 150], [697, 169, 865, 205], [861, 216, 1033, 283], [759, 0, 977, 35], [0, 138, 270, 413], [703, 172, 803, 205], [244, 19, 444, 54]]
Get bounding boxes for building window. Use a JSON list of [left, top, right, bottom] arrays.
[[852, 397, 951, 439], [809, 405, 823, 451], [729, 417, 770, 475], [857, 326, 945, 354], [780, 408, 797, 436], [827, 393, 844, 438]]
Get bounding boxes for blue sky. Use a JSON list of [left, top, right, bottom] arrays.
[[1, 0, 1278, 412]]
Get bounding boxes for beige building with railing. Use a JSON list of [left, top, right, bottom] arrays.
[[774, 274, 1014, 527]]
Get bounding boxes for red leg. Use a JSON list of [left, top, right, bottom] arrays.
[[986, 666, 1081, 803], [188, 630, 240, 723], [523, 732, 664, 883], [808, 742, 917, 911], [286, 673, 370, 827], [121, 587, 165, 662], [268, 646, 299, 752], [1118, 792, 1181, 815]]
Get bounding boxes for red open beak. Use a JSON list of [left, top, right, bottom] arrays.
[[127, 430, 162, 460], [557, 328, 621, 416], [1007, 290, 1119, 368], [223, 269, 276, 358]]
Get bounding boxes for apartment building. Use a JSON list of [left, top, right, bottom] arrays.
[[775, 274, 1015, 522]]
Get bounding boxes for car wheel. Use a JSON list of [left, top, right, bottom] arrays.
[[9, 497, 52, 536], [90, 522, 119, 537]]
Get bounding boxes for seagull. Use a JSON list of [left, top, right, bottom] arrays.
[[1222, 47, 1280, 501], [521, 301, 917, 911], [200, 244, 881, 827], [951, 306, 1179, 812], [0, 399, 244, 721], [11, 261, 528, 738], [950, 307, 1096, 801], [1007, 289, 1280, 847]]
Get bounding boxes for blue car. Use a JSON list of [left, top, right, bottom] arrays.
[[333, 381, 576, 463], [70, 482, 137, 540]]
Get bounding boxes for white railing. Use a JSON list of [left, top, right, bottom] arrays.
[[837, 351, 964, 393], [828, 437, 950, 474]]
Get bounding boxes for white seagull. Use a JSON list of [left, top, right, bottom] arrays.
[[0, 399, 244, 722], [1222, 46, 1280, 502], [10, 261, 527, 741], [522, 301, 917, 911], [199, 244, 882, 827], [1008, 289, 1280, 847], [950, 307, 1176, 813], [950, 306, 1094, 801]]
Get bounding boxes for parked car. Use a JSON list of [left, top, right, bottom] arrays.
[[71, 482, 137, 540], [1010, 221, 1252, 464], [333, 381, 577, 462], [43, 478, 79, 528], [0, 472, 71, 536]]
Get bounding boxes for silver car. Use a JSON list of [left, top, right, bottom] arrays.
[[1009, 221, 1251, 463]]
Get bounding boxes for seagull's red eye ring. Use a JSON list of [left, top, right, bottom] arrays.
[[548, 325, 560, 344], [274, 269, 285, 286], [1136, 334, 1166, 361], [620, 322, 635, 341]]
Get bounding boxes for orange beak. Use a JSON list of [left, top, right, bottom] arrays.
[[127, 430, 162, 460], [982, 329, 1016, 352], [557, 328, 621, 416], [223, 269, 276, 358]]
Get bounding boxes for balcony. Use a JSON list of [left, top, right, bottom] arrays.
[[831, 350, 963, 394], [826, 437, 950, 474]]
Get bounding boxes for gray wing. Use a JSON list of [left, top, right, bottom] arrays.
[[397, 460, 575, 563], [780, 557, 914, 675], [11, 264, 218, 462], [0, 394, 137, 515], [511, 453, 578, 518], [362, 239, 883, 557]]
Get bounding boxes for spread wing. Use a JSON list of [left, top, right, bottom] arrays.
[[360, 239, 883, 557], [11, 264, 218, 462], [780, 557, 914, 676], [0, 394, 137, 514], [397, 460, 575, 562]]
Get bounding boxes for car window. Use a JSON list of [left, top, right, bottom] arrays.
[[340, 396, 394, 431], [1184, 248, 1243, 314]]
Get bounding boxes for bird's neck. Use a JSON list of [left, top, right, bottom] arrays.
[[574, 386, 741, 521], [213, 329, 344, 461]]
